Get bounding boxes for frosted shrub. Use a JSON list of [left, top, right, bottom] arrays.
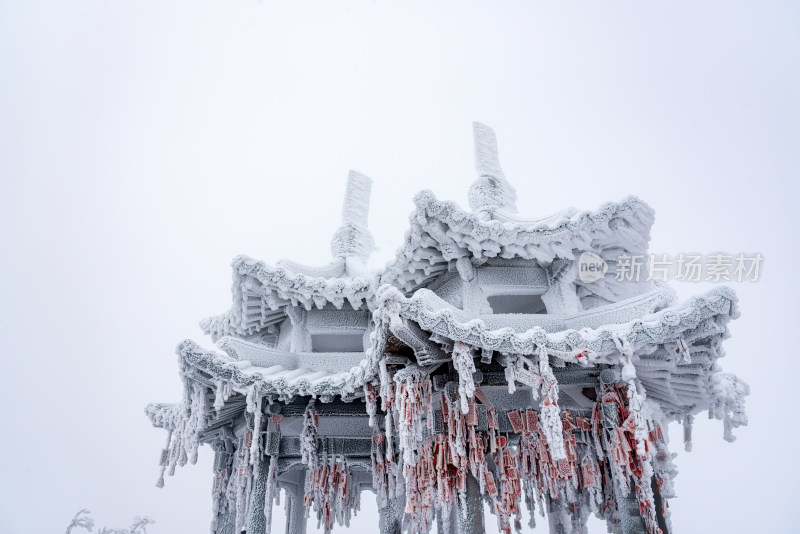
[[65, 510, 154, 534]]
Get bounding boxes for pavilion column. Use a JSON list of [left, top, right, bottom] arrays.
[[436, 503, 459, 534], [213, 510, 236, 534], [457, 473, 485, 534], [651, 478, 671, 534], [212, 445, 236, 534], [245, 455, 271, 534], [598, 370, 663, 534], [542, 259, 583, 315], [546, 498, 565, 534], [284, 471, 308, 534], [543, 495, 589, 534], [379, 495, 403, 534], [614, 488, 649, 534]]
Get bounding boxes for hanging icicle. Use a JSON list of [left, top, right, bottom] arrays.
[[452, 341, 477, 414], [364, 382, 378, 428], [683, 414, 694, 452], [262, 457, 278, 534], [214, 379, 231, 413], [537, 346, 567, 462], [301, 399, 320, 468], [247, 382, 264, 466], [304, 454, 359, 534], [394, 371, 428, 467]]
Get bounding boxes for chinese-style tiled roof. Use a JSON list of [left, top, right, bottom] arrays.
[[379, 192, 655, 294], [201, 172, 377, 341], [200, 255, 373, 341], [373, 283, 744, 427]]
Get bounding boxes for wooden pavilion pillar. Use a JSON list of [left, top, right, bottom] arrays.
[[379, 495, 403, 534], [436, 503, 459, 534], [284, 470, 308, 534], [245, 455, 271, 534], [212, 445, 236, 534], [458, 473, 485, 534]]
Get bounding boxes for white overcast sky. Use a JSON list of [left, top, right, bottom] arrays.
[[1, 2, 798, 533]]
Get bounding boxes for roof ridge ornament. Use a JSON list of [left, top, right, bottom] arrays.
[[469, 122, 518, 216], [330, 170, 375, 263]]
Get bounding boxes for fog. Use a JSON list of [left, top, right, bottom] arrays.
[[1, 2, 798, 533]]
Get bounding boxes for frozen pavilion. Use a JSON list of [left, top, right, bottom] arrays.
[[147, 123, 749, 534]]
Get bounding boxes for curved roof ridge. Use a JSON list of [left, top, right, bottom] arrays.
[[200, 254, 374, 341], [379, 191, 655, 292], [230, 254, 374, 309], [375, 284, 737, 360]]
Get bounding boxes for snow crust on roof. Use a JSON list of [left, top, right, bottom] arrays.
[[159, 283, 744, 428], [373, 282, 748, 434], [204, 123, 655, 342], [217, 336, 367, 372], [379, 192, 655, 293], [234, 254, 373, 309], [202, 173, 378, 341], [375, 284, 735, 362], [171, 338, 375, 400], [203, 191, 654, 340], [200, 254, 373, 341]]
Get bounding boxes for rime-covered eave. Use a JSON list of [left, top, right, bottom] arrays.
[[157, 283, 744, 430], [380, 192, 655, 292], [201, 255, 374, 341], [146, 402, 182, 429], [166, 338, 378, 404], [230, 255, 373, 310], [374, 283, 746, 428], [203, 193, 656, 342], [376, 284, 737, 361]]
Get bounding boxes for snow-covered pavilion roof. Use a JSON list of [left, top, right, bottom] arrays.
[[149, 281, 743, 436], [152, 122, 746, 440], [173, 338, 374, 400], [378, 191, 654, 294], [380, 123, 655, 295], [201, 172, 377, 341], [374, 282, 745, 429], [203, 123, 655, 342]]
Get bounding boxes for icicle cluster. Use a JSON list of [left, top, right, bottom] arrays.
[[709, 371, 750, 442], [206, 432, 257, 534], [452, 342, 477, 414], [247, 382, 265, 465], [373, 352, 676, 534], [156, 383, 209, 487], [304, 452, 360, 533], [395, 370, 433, 467], [301, 400, 320, 468], [537, 348, 567, 462]]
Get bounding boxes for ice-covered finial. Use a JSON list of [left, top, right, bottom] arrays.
[[330, 171, 375, 260], [469, 122, 518, 215]]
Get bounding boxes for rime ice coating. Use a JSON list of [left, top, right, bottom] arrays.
[[147, 124, 749, 534], [469, 121, 518, 215]]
